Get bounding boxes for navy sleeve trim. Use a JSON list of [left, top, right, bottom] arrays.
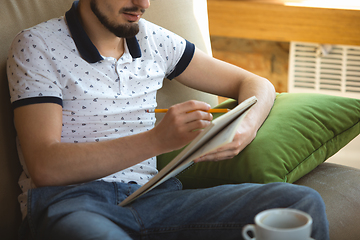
[[12, 97, 63, 109], [167, 40, 195, 80]]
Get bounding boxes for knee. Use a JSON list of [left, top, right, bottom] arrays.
[[294, 185, 324, 206], [268, 183, 325, 209], [44, 211, 130, 240], [281, 183, 326, 214]]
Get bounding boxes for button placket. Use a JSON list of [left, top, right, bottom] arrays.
[[116, 53, 133, 96], [115, 63, 128, 96]]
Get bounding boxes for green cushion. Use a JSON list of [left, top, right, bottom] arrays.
[[157, 93, 360, 189]]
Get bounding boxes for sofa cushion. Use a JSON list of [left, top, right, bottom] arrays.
[[157, 92, 360, 188]]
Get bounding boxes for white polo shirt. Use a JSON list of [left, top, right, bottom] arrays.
[[7, 1, 195, 217]]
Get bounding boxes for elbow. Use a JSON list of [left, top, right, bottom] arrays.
[[29, 166, 57, 188], [26, 159, 62, 187], [264, 77, 276, 95], [261, 77, 276, 102], [21, 142, 67, 187]]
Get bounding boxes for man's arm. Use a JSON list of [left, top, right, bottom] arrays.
[[14, 100, 213, 187], [175, 47, 276, 162]]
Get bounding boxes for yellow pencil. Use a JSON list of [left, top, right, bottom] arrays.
[[146, 109, 230, 113]]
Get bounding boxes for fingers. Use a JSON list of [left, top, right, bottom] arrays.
[[174, 100, 212, 114], [167, 100, 213, 131], [194, 142, 243, 163], [153, 100, 215, 153], [193, 130, 256, 163], [168, 101, 212, 121], [183, 111, 213, 128]]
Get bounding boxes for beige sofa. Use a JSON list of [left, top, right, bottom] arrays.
[[1, 0, 359, 239]]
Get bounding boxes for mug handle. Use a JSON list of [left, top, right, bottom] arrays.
[[242, 224, 256, 240]]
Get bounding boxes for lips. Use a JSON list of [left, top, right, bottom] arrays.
[[123, 12, 141, 22]]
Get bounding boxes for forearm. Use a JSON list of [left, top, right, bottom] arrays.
[[23, 129, 162, 187], [236, 74, 276, 132]]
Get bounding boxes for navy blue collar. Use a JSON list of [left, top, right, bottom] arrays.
[[65, 1, 141, 63]]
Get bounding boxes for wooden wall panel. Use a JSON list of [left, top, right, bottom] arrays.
[[208, 0, 360, 46]]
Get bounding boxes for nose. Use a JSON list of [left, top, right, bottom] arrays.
[[133, 0, 150, 9]]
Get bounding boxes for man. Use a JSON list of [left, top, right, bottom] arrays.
[[7, 0, 329, 239]]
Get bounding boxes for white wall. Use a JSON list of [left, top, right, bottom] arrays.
[[326, 135, 360, 169]]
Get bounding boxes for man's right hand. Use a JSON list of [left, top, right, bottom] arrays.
[[151, 100, 213, 153]]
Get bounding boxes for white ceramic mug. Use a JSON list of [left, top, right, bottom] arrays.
[[242, 208, 313, 240]]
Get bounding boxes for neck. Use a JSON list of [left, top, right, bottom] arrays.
[[78, 1, 125, 59]]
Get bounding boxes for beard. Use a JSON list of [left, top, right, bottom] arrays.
[[90, 0, 142, 38]]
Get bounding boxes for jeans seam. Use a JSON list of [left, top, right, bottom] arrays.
[[129, 206, 145, 231], [112, 182, 120, 205], [173, 177, 183, 190], [26, 189, 37, 238]]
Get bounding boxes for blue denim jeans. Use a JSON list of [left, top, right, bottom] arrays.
[[20, 178, 329, 240]]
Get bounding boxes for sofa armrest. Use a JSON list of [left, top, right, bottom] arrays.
[[295, 163, 360, 240]]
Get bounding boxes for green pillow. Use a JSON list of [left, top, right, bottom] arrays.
[[157, 93, 360, 189]]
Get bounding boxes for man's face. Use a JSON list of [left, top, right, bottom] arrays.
[[90, 0, 150, 38]]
